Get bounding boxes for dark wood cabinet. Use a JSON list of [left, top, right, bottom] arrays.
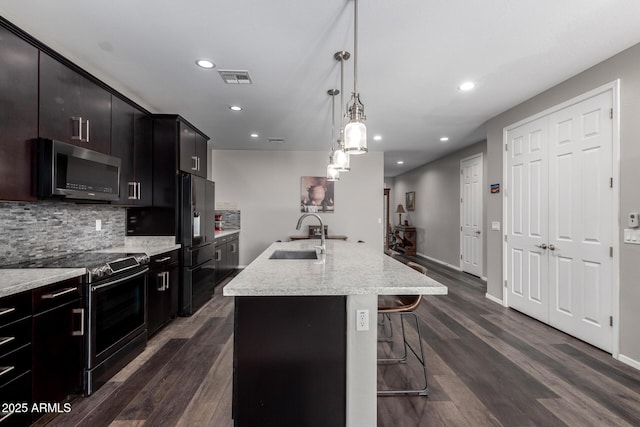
[[147, 250, 180, 336], [233, 296, 346, 426], [179, 120, 208, 178], [39, 52, 111, 154], [0, 291, 32, 427], [32, 277, 84, 419], [214, 233, 239, 285], [152, 115, 209, 208], [111, 96, 152, 205], [0, 25, 38, 201]]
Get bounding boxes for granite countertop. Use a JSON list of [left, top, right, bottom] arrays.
[[223, 240, 448, 297], [95, 244, 181, 257], [215, 229, 240, 239], [0, 268, 86, 298]]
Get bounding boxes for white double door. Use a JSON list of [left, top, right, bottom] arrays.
[[505, 88, 614, 352]]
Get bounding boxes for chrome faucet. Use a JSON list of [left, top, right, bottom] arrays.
[[296, 213, 326, 254]]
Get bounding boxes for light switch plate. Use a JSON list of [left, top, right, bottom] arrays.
[[491, 221, 500, 231], [624, 229, 640, 244]]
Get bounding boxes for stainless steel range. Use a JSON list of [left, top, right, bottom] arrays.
[[4, 252, 150, 394]]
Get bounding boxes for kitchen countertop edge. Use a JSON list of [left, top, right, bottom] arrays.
[[0, 268, 87, 298]]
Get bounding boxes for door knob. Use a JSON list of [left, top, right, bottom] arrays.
[[475, 230, 481, 235], [548, 244, 555, 251], [536, 243, 548, 250]]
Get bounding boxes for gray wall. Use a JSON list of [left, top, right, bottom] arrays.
[[0, 201, 126, 264], [210, 150, 385, 265], [391, 141, 487, 274], [485, 42, 640, 364]]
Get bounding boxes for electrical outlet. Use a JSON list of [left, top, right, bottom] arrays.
[[95, 219, 102, 231], [356, 309, 369, 331]]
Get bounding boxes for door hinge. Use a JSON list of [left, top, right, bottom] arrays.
[[609, 108, 613, 119], [461, 197, 463, 203], [504, 235, 508, 242], [610, 316, 613, 327], [610, 246, 613, 258], [610, 177, 613, 188], [504, 280, 508, 288], [461, 226, 463, 231], [505, 144, 508, 151]]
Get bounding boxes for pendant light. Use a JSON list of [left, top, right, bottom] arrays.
[[326, 89, 340, 182], [331, 51, 351, 171], [344, 0, 368, 155]]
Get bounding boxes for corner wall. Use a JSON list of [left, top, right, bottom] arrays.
[[210, 150, 384, 265], [391, 140, 487, 273], [485, 42, 640, 364]]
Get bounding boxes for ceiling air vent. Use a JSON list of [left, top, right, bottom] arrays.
[[218, 69, 253, 84], [267, 138, 285, 144]]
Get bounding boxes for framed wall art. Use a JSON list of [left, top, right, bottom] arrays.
[[300, 176, 334, 213], [406, 191, 415, 211]]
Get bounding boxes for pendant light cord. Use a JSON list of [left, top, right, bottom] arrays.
[[353, 0, 359, 94]]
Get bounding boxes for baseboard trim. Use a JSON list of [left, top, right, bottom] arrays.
[[617, 354, 640, 371], [416, 253, 462, 271], [485, 292, 503, 306]]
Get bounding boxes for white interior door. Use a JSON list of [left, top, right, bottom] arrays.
[[506, 119, 550, 321], [547, 91, 614, 351], [505, 87, 615, 353], [460, 154, 483, 277]]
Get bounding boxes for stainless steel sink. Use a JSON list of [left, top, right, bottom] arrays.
[[269, 250, 318, 260]]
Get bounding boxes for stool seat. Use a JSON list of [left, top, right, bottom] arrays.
[[378, 295, 421, 312]]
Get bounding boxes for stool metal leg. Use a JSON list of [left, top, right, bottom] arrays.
[[377, 311, 428, 396]]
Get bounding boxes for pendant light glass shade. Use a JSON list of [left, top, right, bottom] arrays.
[[327, 164, 340, 181], [344, 118, 367, 154], [331, 147, 350, 171]]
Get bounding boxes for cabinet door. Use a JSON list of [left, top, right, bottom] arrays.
[[39, 52, 111, 153], [32, 298, 84, 406], [110, 96, 135, 204], [133, 109, 153, 205], [194, 132, 208, 178], [79, 75, 111, 154], [0, 26, 38, 201], [39, 52, 82, 142], [179, 121, 197, 174]]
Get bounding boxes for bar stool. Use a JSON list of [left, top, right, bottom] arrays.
[[377, 261, 428, 396]]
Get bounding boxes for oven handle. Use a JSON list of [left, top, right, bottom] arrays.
[[91, 267, 149, 291]]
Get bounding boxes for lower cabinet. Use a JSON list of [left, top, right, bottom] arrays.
[[147, 250, 180, 337], [214, 233, 239, 285], [32, 278, 84, 422]]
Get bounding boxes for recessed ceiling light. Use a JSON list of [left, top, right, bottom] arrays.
[[397, 161, 404, 165], [373, 135, 382, 141], [195, 59, 215, 69], [229, 106, 242, 111], [440, 136, 449, 142], [250, 133, 259, 138], [458, 81, 475, 91]]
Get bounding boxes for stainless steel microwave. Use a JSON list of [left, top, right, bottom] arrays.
[[37, 139, 121, 202]]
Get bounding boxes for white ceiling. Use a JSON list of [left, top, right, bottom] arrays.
[[2, 0, 640, 177]]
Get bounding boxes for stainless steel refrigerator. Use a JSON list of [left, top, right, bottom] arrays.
[[179, 173, 215, 316]]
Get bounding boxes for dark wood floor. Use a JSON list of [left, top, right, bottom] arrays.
[[40, 257, 640, 427]]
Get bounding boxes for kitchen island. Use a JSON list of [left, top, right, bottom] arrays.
[[223, 240, 447, 427]]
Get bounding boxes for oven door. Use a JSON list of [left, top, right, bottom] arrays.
[[88, 267, 148, 369]]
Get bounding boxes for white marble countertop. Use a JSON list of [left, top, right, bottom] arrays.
[[0, 268, 86, 298], [95, 244, 181, 257], [215, 229, 240, 239], [223, 240, 448, 297]]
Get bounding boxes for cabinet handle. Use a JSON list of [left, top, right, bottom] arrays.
[[155, 256, 171, 263], [230, 244, 236, 253], [191, 156, 198, 171], [72, 116, 83, 141], [128, 182, 136, 199], [42, 287, 77, 299], [157, 272, 166, 291], [85, 119, 90, 142], [0, 366, 14, 378], [215, 250, 222, 261], [0, 337, 15, 347], [0, 308, 15, 317], [137, 182, 142, 200], [197, 157, 201, 171], [72, 308, 84, 336]]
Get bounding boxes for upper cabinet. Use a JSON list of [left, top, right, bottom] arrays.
[[111, 96, 152, 206], [39, 52, 112, 154], [0, 25, 38, 201], [179, 121, 208, 178]]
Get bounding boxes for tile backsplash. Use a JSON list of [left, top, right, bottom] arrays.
[[215, 209, 240, 230], [0, 201, 126, 264]]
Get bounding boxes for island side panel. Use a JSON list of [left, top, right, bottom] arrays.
[[233, 296, 347, 427], [346, 294, 377, 427]]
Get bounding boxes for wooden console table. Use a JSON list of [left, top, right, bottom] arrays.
[[393, 225, 417, 256]]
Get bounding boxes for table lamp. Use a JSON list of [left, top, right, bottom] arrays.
[[395, 204, 406, 225]]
